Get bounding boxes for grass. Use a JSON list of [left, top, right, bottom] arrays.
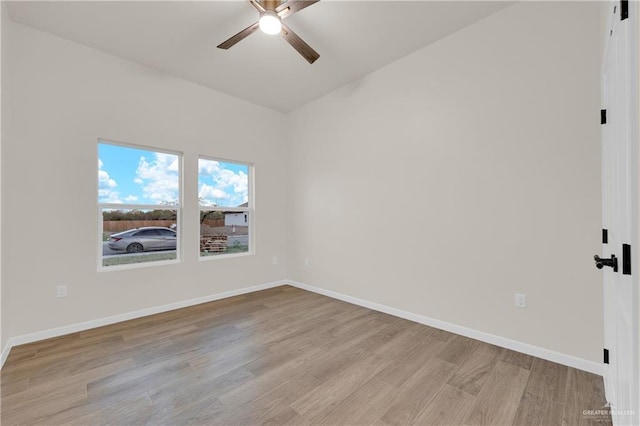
[[103, 245, 249, 266], [102, 251, 177, 267], [200, 245, 249, 257]]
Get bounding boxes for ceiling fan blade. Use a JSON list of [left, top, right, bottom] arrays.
[[249, 0, 266, 13], [276, 0, 319, 19], [281, 23, 319, 64], [217, 22, 260, 50]]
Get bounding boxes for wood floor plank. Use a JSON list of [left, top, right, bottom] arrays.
[[0, 286, 611, 425], [307, 319, 407, 383], [563, 367, 611, 425], [463, 360, 530, 425], [302, 319, 403, 382], [315, 377, 397, 425], [121, 323, 198, 343], [447, 342, 501, 396], [86, 358, 192, 400], [0, 376, 29, 397], [146, 394, 228, 426], [133, 324, 248, 367], [242, 332, 328, 378], [380, 357, 457, 425], [265, 317, 341, 353], [3, 348, 36, 364], [27, 352, 137, 388], [513, 391, 564, 426], [375, 335, 447, 388], [217, 348, 325, 409], [291, 352, 393, 422], [214, 398, 299, 426], [23, 333, 125, 361], [147, 366, 255, 414], [525, 357, 569, 403], [233, 372, 322, 415], [500, 347, 535, 370], [186, 339, 270, 373], [326, 310, 386, 336], [1, 382, 88, 425], [428, 326, 456, 342], [68, 394, 155, 426], [373, 321, 427, 359], [2, 349, 87, 381], [413, 383, 476, 426], [6, 357, 135, 400], [436, 334, 480, 365], [23, 377, 150, 425]]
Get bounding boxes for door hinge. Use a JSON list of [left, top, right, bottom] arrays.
[[621, 0, 628, 20], [604, 348, 610, 364], [601, 109, 607, 124], [623, 244, 631, 275], [603, 229, 608, 244]]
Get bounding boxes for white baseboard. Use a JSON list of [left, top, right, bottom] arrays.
[[1, 278, 603, 377], [0, 280, 286, 368], [1, 340, 10, 369], [287, 280, 603, 376]]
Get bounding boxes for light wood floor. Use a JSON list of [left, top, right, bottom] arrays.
[[1, 285, 610, 425]]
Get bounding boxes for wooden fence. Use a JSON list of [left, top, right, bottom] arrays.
[[104, 219, 226, 233], [103, 220, 176, 233]]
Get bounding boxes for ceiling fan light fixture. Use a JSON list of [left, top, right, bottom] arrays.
[[259, 12, 282, 35]]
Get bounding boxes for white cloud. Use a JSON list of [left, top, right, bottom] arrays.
[[98, 189, 122, 203], [135, 153, 180, 204], [167, 158, 179, 172], [98, 159, 121, 203], [199, 184, 230, 205], [199, 160, 220, 175], [198, 159, 248, 207], [98, 170, 117, 188]]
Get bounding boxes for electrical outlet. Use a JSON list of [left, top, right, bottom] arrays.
[[57, 285, 68, 298], [272, 256, 278, 265], [515, 293, 526, 309], [304, 258, 310, 267]]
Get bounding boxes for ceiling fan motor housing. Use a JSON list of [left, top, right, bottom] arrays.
[[261, 0, 282, 11]]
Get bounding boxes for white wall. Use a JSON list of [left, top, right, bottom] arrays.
[[3, 20, 288, 339], [287, 2, 606, 363]]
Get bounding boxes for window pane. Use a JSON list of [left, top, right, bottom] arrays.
[[102, 208, 178, 267], [198, 158, 249, 208], [200, 210, 249, 256], [98, 142, 179, 206]]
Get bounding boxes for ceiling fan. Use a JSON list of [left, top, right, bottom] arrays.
[[217, 0, 320, 64]]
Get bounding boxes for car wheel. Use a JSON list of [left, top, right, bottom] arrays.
[[126, 243, 144, 253]]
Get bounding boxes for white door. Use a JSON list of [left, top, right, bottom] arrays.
[[601, 2, 638, 424]]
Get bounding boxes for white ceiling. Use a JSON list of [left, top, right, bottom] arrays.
[[7, 1, 513, 112]]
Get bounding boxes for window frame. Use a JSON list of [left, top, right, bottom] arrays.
[[198, 155, 254, 261], [97, 139, 183, 271]]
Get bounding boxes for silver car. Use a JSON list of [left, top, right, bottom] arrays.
[[108, 227, 177, 253]]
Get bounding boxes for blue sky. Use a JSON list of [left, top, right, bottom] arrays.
[[98, 142, 249, 207], [198, 158, 249, 207]]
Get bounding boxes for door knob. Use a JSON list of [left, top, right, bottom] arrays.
[[594, 254, 618, 272]]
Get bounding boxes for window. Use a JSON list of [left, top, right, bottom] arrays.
[[98, 141, 181, 269], [198, 157, 251, 258]]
